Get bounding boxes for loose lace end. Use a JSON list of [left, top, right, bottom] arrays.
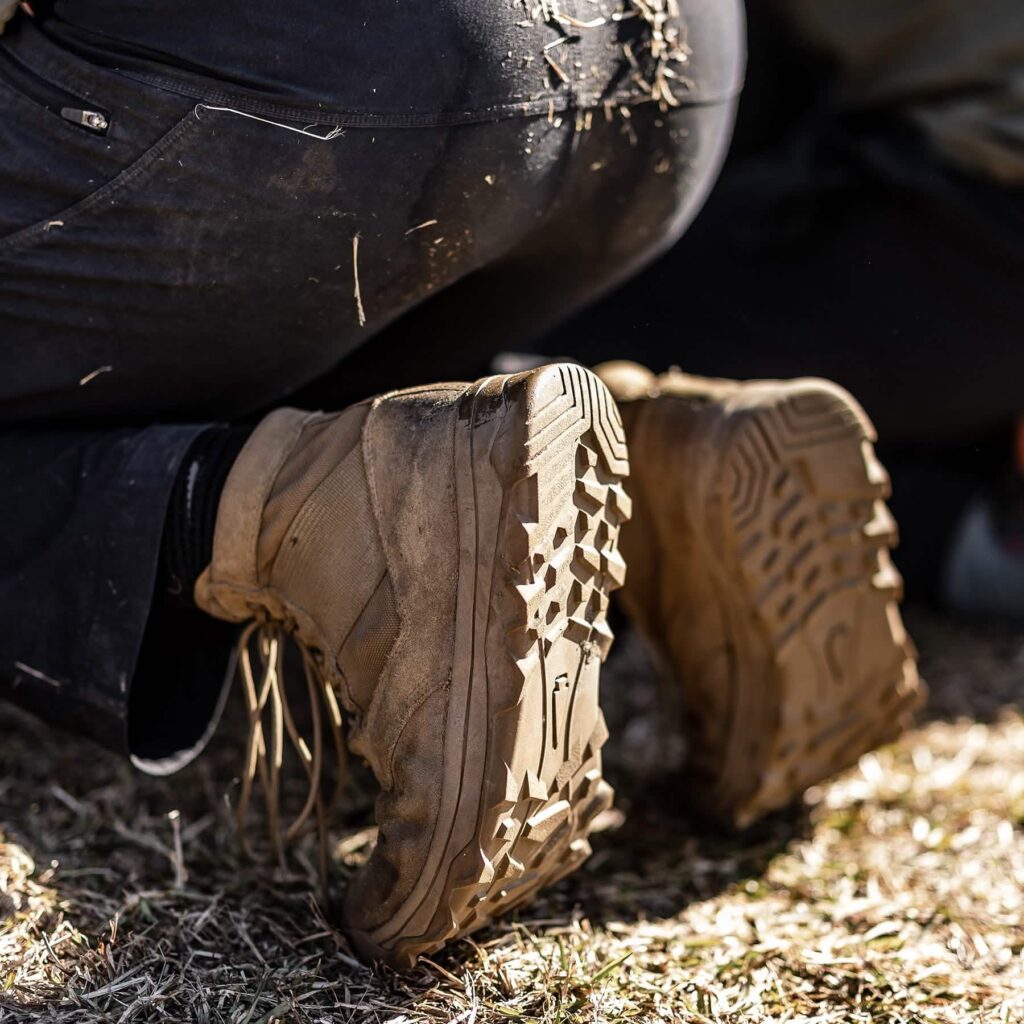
[[229, 621, 348, 884]]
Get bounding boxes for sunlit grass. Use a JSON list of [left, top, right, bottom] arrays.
[[1, 609, 1022, 1022]]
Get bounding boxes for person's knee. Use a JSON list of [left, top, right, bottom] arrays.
[[565, 0, 746, 289], [631, 0, 747, 265]]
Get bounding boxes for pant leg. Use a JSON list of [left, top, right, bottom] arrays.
[[0, 18, 586, 425], [0, 426, 224, 763], [0, 18, 577, 764], [294, 2, 746, 406], [0, 34, 553, 764], [0, 0, 744, 765], [293, 99, 740, 407]]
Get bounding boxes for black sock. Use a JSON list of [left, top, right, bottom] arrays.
[[161, 426, 251, 607]]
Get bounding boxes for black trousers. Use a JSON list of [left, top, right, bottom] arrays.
[[0, 9, 743, 767]]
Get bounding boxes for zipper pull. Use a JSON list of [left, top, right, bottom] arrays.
[[60, 107, 109, 133]]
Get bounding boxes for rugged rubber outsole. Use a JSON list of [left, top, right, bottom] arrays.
[[349, 364, 630, 967], [698, 381, 922, 824]]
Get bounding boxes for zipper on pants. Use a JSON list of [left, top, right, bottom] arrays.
[[0, 45, 109, 133]]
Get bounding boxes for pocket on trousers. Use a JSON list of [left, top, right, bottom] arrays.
[[0, 41, 197, 248], [0, 41, 110, 132]]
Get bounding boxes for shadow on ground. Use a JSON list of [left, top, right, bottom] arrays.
[[905, 607, 1024, 722]]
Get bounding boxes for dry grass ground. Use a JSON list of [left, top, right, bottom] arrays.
[[1, 608, 1022, 1023]]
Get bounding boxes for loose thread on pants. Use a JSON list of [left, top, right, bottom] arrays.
[[194, 104, 346, 141]]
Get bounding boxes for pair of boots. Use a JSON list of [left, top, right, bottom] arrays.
[[194, 362, 921, 968]]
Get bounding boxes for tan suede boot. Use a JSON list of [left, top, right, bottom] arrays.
[[595, 361, 921, 827], [195, 364, 629, 967]]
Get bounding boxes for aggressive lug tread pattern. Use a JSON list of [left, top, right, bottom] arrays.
[[709, 384, 921, 823], [388, 365, 629, 964]]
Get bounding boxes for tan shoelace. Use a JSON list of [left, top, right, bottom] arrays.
[[227, 619, 348, 883]]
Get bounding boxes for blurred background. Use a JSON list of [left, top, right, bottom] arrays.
[[556, 0, 1024, 614]]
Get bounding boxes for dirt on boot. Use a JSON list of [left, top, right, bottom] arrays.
[[196, 364, 631, 967]]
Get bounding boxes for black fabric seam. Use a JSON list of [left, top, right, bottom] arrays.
[[118, 67, 741, 128]]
